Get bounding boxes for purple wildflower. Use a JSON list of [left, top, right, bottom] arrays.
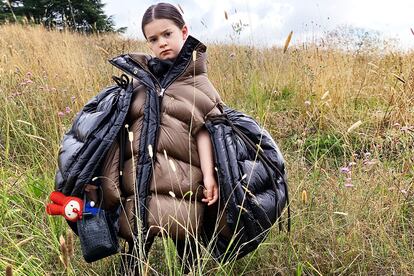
[[340, 166, 350, 174], [65, 106, 71, 113], [58, 111, 65, 117]]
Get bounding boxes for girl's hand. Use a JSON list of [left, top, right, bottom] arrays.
[[202, 175, 218, 206]]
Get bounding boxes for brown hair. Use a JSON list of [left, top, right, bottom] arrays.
[[141, 3, 185, 39]]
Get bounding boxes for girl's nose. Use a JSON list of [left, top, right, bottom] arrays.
[[159, 38, 167, 48]]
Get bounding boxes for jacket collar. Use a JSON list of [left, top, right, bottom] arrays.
[[127, 36, 207, 87]]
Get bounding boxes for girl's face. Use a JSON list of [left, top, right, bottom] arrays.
[[144, 19, 188, 60]]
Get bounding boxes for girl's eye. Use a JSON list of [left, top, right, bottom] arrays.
[[149, 38, 157, 43], [165, 32, 171, 37]]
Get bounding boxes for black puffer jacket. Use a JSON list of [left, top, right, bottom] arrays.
[[55, 80, 132, 197], [203, 104, 290, 261]]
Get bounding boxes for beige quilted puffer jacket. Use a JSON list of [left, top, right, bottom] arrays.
[[98, 40, 223, 243]]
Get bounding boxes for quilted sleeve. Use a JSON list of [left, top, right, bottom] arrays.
[[190, 80, 223, 137]]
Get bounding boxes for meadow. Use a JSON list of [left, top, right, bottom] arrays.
[[0, 24, 413, 275]]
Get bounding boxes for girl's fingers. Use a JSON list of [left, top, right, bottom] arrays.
[[208, 186, 218, 206]]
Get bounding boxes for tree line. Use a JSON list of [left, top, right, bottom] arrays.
[[0, 0, 126, 33]]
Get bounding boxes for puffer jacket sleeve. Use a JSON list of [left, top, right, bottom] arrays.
[[190, 80, 224, 137]]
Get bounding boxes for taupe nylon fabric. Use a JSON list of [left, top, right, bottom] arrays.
[[100, 48, 223, 241]]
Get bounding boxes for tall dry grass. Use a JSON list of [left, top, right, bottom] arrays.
[[0, 24, 413, 275]]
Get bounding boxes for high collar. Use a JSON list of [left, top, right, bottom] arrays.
[[128, 36, 207, 85]]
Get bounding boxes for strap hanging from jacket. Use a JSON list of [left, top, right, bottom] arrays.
[[112, 74, 130, 90]]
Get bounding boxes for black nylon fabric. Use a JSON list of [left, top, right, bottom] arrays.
[[109, 53, 161, 238], [55, 84, 133, 197], [203, 104, 289, 262]]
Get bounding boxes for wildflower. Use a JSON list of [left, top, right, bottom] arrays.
[[401, 125, 414, 132], [344, 183, 354, 188], [71, 96, 76, 102], [58, 111, 65, 117], [400, 189, 408, 195], [26, 71, 32, 78], [26, 79, 33, 84], [229, 52, 236, 58], [304, 100, 311, 106], [348, 161, 356, 167], [65, 106, 71, 113], [340, 166, 350, 174]]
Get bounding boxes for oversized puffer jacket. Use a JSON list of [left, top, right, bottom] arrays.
[[203, 105, 289, 261], [100, 36, 223, 242], [55, 36, 289, 262]]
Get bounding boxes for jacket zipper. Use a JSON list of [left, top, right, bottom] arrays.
[[110, 46, 201, 234], [159, 44, 200, 96]]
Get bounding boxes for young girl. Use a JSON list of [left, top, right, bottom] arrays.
[[86, 2, 224, 273]]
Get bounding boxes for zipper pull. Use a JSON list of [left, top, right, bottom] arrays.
[[160, 88, 165, 97]]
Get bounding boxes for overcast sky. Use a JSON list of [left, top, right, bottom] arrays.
[[103, 0, 414, 50]]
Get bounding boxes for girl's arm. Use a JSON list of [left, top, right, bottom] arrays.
[[196, 127, 218, 206]]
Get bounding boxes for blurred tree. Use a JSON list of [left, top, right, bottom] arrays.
[[0, 0, 126, 33], [324, 24, 397, 54]]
